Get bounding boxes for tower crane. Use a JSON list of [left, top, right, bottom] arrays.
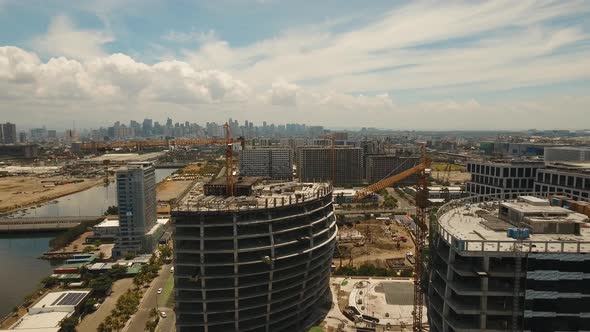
[[349, 146, 431, 332], [80, 123, 245, 196]]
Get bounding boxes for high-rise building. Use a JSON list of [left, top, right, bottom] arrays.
[[534, 162, 590, 202], [298, 147, 363, 185], [366, 155, 420, 184], [113, 162, 157, 257], [544, 146, 590, 162], [239, 148, 293, 180], [428, 195, 590, 332], [466, 160, 544, 198], [1, 122, 17, 144], [173, 181, 336, 332]]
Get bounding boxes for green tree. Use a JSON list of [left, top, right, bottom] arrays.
[[109, 264, 128, 280], [104, 206, 118, 216], [41, 276, 58, 288], [159, 245, 172, 259], [59, 314, 79, 332]]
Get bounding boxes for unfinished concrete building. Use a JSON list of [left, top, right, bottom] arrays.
[[239, 148, 294, 180], [366, 155, 420, 184], [466, 160, 544, 198], [172, 181, 337, 332], [428, 195, 590, 332], [534, 162, 590, 202], [297, 146, 363, 185]]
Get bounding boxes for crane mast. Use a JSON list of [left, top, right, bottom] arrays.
[[351, 145, 430, 332]]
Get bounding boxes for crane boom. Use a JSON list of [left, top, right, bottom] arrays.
[[353, 160, 430, 201]]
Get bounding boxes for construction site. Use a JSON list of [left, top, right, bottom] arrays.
[[334, 219, 415, 272]]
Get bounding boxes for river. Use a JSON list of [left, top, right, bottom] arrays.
[[0, 168, 177, 318]]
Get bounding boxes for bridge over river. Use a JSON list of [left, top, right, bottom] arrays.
[[0, 216, 103, 233]]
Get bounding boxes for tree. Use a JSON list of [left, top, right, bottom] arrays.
[[88, 275, 113, 297], [124, 252, 136, 261], [41, 276, 58, 288], [83, 246, 95, 253], [59, 314, 79, 332], [104, 206, 118, 216], [145, 318, 158, 332], [98, 252, 106, 261], [159, 245, 172, 259], [109, 264, 127, 280]]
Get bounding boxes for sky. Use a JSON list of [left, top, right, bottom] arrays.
[[0, 0, 589, 130]]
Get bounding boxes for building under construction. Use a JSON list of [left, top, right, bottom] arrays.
[[428, 195, 590, 332], [172, 180, 337, 332]]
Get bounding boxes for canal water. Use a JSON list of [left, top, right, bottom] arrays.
[[0, 168, 177, 318]]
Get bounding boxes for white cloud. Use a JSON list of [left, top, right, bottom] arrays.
[[30, 15, 114, 60], [182, 0, 590, 96]]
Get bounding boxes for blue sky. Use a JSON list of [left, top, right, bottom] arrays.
[[0, 0, 589, 130]]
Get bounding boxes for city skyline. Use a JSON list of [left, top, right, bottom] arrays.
[[1, 1, 589, 130]]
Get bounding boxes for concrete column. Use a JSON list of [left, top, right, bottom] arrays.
[[199, 221, 208, 332], [266, 217, 274, 332], [480, 256, 489, 330], [232, 214, 239, 331]]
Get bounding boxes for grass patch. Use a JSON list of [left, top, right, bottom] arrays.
[[431, 164, 466, 172], [158, 274, 174, 308], [309, 327, 324, 332]]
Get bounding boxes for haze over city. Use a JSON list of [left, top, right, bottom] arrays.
[[1, 0, 589, 130]]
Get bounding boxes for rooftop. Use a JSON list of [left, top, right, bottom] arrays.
[[176, 181, 332, 212], [31, 290, 91, 311], [10, 311, 69, 330], [436, 197, 590, 254], [95, 217, 119, 228], [545, 146, 590, 151]]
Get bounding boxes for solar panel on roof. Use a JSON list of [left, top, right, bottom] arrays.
[[50, 293, 67, 306], [56, 292, 86, 306]]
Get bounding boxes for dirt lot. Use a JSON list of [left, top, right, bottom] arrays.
[[157, 179, 194, 202], [337, 220, 415, 268], [0, 176, 103, 213], [431, 170, 471, 184]]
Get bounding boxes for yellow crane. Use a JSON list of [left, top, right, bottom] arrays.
[[351, 146, 431, 332], [81, 123, 245, 196]]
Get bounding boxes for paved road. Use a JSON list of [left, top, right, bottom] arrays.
[[78, 278, 134, 332], [125, 264, 174, 332], [387, 188, 416, 215]]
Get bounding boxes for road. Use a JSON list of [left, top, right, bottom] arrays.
[[387, 188, 416, 215], [125, 264, 174, 332], [78, 278, 134, 332]]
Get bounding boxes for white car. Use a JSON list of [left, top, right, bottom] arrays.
[[160, 311, 167, 318], [157, 288, 163, 294]]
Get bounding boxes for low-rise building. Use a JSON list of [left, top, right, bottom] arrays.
[[91, 217, 119, 241], [6, 290, 91, 332], [534, 162, 590, 202], [466, 160, 544, 198]]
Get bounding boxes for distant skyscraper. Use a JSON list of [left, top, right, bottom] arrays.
[[113, 162, 157, 257], [1, 122, 17, 144]]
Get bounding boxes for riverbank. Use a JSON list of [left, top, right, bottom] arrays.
[[0, 176, 104, 215]]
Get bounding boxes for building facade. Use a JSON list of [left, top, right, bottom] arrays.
[[239, 148, 293, 180], [466, 161, 544, 198], [113, 162, 157, 257], [544, 147, 590, 162], [428, 195, 590, 332], [366, 155, 420, 184], [173, 182, 337, 332], [298, 147, 363, 185], [534, 163, 590, 202], [1, 122, 17, 144]]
